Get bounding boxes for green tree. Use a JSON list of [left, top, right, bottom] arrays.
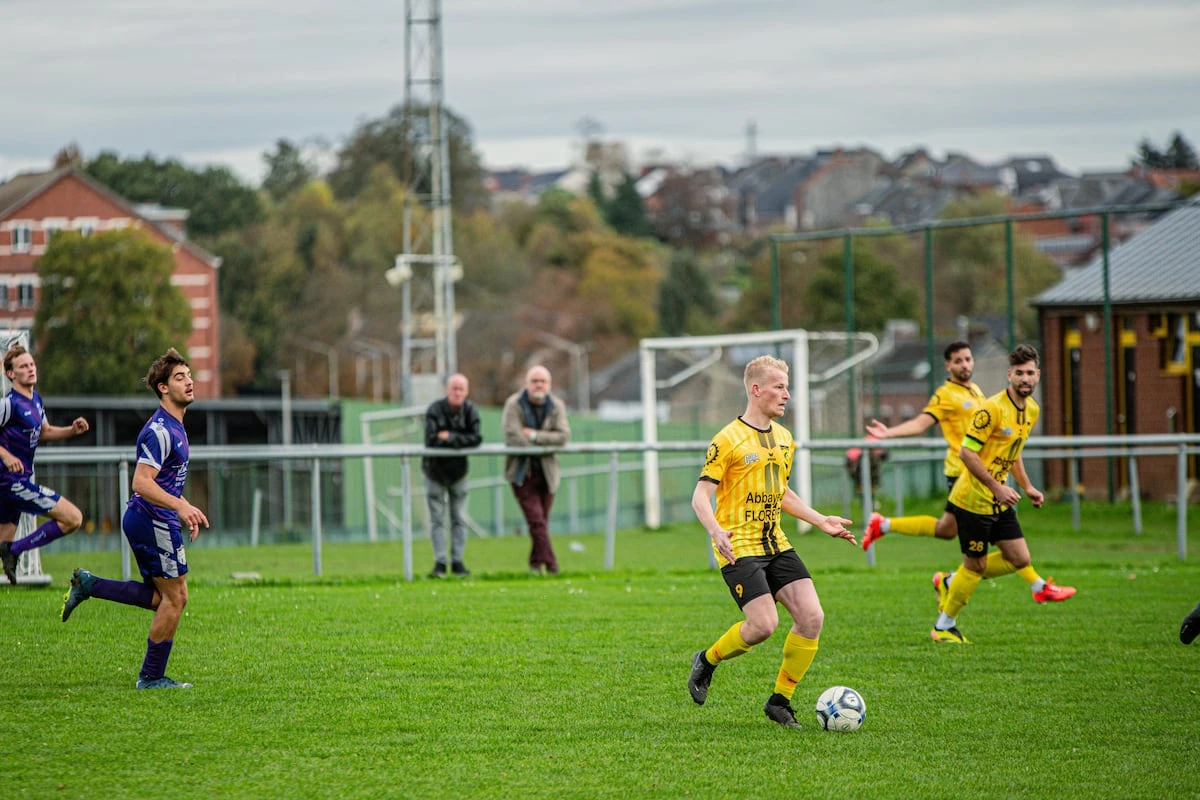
[[1165, 132, 1198, 169], [586, 170, 606, 210], [209, 217, 310, 392], [658, 249, 719, 335], [34, 229, 192, 394], [85, 151, 263, 239], [801, 248, 919, 332], [328, 103, 489, 210], [604, 172, 655, 238], [1136, 131, 1198, 169], [262, 138, 317, 202]]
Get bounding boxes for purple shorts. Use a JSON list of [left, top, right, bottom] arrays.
[[122, 506, 188, 580], [0, 477, 62, 525]]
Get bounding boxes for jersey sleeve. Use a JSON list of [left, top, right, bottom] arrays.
[[698, 433, 728, 484], [922, 389, 954, 422], [136, 420, 173, 471], [961, 400, 999, 453]]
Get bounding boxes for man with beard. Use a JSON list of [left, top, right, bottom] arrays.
[[503, 365, 570, 575], [860, 341, 983, 549], [931, 345, 1075, 644]]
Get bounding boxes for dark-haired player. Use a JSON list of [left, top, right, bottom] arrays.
[[60, 348, 209, 689], [931, 345, 1074, 644]]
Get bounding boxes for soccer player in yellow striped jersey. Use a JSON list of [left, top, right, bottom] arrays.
[[861, 341, 983, 548], [931, 345, 1075, 644], [687, 355, 857, 728]]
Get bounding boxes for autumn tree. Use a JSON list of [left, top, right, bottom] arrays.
[[934, 194, 1061, 339]]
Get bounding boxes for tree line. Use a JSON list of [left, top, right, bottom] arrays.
[[33, 114, 1195, 399]]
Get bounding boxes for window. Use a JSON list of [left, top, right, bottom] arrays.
[[0, 283, 8, 310], [10, 224, 32, 253], [1155, 312, 1191, 376], [42, 217, 68, 242], [16, 283, 34, 309], [72, 218, 98, 237]]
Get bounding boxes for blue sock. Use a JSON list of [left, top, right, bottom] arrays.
[[139, 638, 174, 682], [91, 578, 155, 609], [10, 520, 67, 556]]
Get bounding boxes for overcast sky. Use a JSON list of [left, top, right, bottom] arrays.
[[2, 0, 1198, 184]]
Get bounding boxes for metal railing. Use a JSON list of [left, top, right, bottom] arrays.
[[33, 433, 1200, 580]]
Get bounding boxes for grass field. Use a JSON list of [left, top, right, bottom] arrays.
[[7, 499, 1200, 799]]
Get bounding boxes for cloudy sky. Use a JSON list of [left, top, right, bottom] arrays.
[[2, 0, 1198, 184]]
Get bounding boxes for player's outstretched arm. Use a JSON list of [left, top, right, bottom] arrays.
[[866, 413, 935, 440], [781, 489, 857, 546]]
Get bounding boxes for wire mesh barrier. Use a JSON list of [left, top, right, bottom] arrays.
[[25, 434, 1200, 582]]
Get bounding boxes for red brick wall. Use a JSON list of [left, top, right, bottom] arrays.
[[1038, 307, 1190, 499], [0, 174, 220, 397]]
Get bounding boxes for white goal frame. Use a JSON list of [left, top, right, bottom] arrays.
[[639, 329, 879, 529]]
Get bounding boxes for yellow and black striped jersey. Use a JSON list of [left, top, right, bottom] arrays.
[[949, 389, 1039, 514], [698, 417, 795, 567], [923, 380, 986, 478]]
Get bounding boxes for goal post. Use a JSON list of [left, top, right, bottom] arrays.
[[639, 329, 878, 529]]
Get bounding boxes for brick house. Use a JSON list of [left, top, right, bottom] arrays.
[[1032, 196, 1200, 499], [0, 167, 221, 396]]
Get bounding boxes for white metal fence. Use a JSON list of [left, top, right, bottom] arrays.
[[32, 433, 1200, 581]]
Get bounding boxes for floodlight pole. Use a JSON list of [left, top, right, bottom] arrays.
[[401, 0, 458, 384]]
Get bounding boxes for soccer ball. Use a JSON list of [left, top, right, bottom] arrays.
[[815, 685, 866, 732]]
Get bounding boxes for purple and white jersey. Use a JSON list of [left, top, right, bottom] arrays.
[[127, 408, 190, 524], [0, 389, 46, 481]]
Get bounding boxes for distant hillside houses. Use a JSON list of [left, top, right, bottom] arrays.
[[489, 143, 1196, 265]]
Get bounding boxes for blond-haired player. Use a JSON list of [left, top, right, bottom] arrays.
[[687, 355, 857, 727]]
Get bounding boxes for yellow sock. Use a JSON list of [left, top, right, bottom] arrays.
[[943, 568, 983, 618], [1017, 565, 1041, 587], [707, 622, 752, 664], [888, 515, 937, 537], [981, 551, 1018, 579], [773, 632, 819, 700]]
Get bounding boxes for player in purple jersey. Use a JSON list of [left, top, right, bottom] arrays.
[[60, 348, 209, 690], [0, 345, 90, 584]]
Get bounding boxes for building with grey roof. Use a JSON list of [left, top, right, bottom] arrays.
[[1031, 195, 1200, 500]]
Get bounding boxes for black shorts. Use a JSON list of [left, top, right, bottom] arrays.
[[943, 475, 958, 514], [949, 504, 1023, 557], [720, 550, 812, 609]]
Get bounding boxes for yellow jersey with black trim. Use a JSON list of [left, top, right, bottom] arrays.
[[922, 380, 986, 478], [699, 417, 795, 567], [949, 390, 1039, 514]]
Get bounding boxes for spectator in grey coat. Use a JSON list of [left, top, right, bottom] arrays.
[[503, 365, 571, 575]]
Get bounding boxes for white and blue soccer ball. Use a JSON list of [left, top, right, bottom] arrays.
[[815, 685, 866, 732]]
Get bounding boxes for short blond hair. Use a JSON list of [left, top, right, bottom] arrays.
[[744, 355, 789, 393]]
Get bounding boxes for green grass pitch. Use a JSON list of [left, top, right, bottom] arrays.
[[6, 500, 1199, 799]]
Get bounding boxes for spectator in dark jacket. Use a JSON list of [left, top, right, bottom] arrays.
[[423, 373, 482, 577]]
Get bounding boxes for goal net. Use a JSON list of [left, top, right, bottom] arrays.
[[1, 330, 50, 585], [639, 329, 878, 529]]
